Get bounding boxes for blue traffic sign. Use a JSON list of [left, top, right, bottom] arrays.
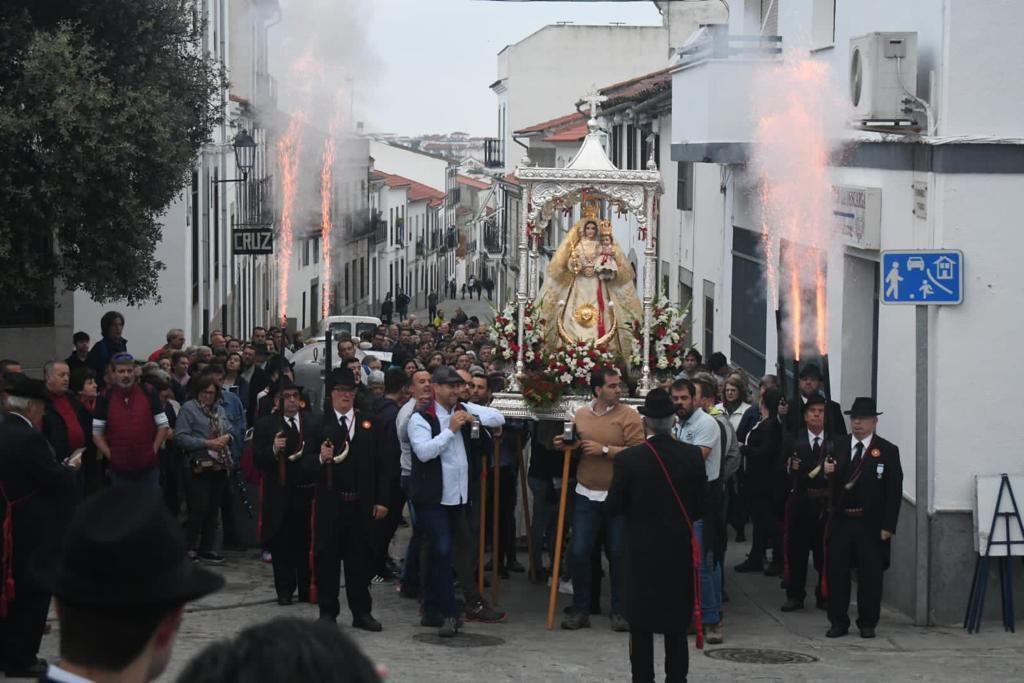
[[881, 250, 963, 305]]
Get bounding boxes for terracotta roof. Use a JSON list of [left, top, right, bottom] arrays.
[[502, 173, 520, 186], [543, 121, 589, 143], [371, 171, 444, 204], [514, 111, 585, 136], [593, 68, 672, 108], [456, 174, 490, 190]]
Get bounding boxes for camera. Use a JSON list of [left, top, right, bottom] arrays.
[[562, 421, 577, 445], [470, 417, 481, 439]]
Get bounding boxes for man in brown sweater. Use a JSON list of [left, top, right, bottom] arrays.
[[557, 368, 644, 631]]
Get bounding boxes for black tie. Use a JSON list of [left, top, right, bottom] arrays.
[[287, 417, 298, 434], [853, 442, 864, 469], [339, 415, 348, 442], [812, 436, 822, 460]]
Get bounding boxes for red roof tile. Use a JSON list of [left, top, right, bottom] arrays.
[[372, 171, 444, 204], [456, 174, 490, 190], [514, 111, 586, 136], [595, 68, 672, 107], [543, 121, 589, 143]]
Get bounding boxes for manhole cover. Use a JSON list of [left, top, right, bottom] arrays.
[[413, 632, 505, 648], [704, 648, 818, 664]]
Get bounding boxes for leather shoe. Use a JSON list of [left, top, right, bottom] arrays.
[[780, 598, 804, 612], [859, 626, 876, 639], [826, 625, 849, 638], [4, 658, 48, 678], [277, 595, 293, 606], [352, 614, 383, 632]]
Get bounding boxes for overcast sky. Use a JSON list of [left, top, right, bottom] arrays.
[[361, 0, 663, 136]]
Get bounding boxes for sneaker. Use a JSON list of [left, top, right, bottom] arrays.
[[561, 610, 591, 630], [465, 600, 506, 623], [260, 550, 273, 563], [558, 578, 573, 595], [199, 551, 226, 565], [609, 613, 629, 632], [438, 617, 460, 638], [704, 623, 724, 644]]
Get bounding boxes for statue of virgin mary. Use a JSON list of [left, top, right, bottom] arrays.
[[537, 204, 642, 358]]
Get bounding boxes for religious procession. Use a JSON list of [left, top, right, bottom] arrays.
[[2, 1, 1022, 682]]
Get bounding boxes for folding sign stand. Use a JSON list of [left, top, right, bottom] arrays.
[[964, 474, 1024, 633]]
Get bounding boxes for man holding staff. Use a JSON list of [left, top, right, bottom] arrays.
[[558, 367, 644, 632]]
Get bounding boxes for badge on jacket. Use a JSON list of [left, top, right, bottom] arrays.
[[876, 463, 885, 479]]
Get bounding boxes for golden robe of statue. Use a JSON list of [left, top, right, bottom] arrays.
[[537, 209, 642, 358]]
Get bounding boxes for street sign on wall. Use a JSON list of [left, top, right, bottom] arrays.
[[233, 227, 274, 255], [881, 249, 963, 305]]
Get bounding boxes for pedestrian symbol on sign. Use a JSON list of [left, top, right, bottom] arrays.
[[919, 281, 934, 299], [885, 262, 903, 300]]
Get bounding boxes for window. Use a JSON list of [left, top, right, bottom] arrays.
[[730, 228, 767, 375], [302, 238, 310, 267], [360, 257, 366, 297], [344, 262, 350, 304], [703, 281, 715, 358], [677, 162, 694, 211], [610, 125, 621, 167], [760, 0, 779, 35], [811, 0, 836, 49], [313, 237, 319, 265]]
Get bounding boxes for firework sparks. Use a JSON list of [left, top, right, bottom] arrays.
[[320, 135, 336, 320], [277, 113, 306, 323], [753, 52, 838, 358]]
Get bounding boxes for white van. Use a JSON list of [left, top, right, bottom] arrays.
[[319, 315, 382, 341]]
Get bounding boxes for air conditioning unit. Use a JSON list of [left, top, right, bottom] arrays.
[[849, 32, 918, 122]]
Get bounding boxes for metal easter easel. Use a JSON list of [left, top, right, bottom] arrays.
[[964, 473, 1024, 633]]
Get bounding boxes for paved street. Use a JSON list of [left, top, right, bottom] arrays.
[[407, 290, 498, 328], [21, 533, 1023, 682]]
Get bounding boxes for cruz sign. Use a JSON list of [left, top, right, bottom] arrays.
[[233, 228, 274, 255]]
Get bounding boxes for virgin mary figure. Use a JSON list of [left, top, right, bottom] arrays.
[[537, 205, 642, 358]]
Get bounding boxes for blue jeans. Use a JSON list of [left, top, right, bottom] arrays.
[[694, 519, 722, 625], [571, 493, 624, 615], [416, 502, 464, 618], [110, 466, 160, 488], [400, 476, 422, 588]]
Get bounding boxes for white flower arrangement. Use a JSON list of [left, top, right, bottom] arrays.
[[629, 299, 692, 375]]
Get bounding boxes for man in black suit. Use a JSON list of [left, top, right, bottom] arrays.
[[0, 374, 80, 678], [781, 394, 830, 612], [785, 363, 847, 438], [824, 397, 903, 639], [38, 485, 223, 683], [307, 368, 389, 631], [254, 378, 320, 605], [606, 389, 707, 683]]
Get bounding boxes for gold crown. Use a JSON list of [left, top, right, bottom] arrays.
[[599, 221, 613, 237], [581, 198, 600, 220]]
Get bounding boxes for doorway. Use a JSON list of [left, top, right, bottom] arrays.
[[840, 254, 879, 410]]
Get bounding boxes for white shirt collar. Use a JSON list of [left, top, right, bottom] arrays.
[[333, 408, 355, 424], [589, 400, 615, 417], [851, 433, 874, 451], [808, 429, 824, 446], [283, 412, 301, 429], [46, 663, 94, 683]]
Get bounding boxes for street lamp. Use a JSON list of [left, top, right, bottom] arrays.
[[232, 129, 257, 180]]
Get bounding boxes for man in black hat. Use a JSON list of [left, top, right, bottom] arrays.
[[38, 485, 224, 682], [781, 394, 830, 612], [606, 388, 707, 683], [785, 363, 846, 438], [823, 397, 903, 639], [254, 377, 321, 605], [0, 375, 81, 678], [306, 367, 389, 631]]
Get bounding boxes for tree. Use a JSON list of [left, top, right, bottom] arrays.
[[0, 1, 224, 309]]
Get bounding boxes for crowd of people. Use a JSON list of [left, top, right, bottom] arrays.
[[0, 308, 904, 682]]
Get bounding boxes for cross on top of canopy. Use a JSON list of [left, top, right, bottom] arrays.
[[514, 91, 662, 227]]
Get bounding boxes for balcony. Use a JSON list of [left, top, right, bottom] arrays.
[[445, 226, 458, 250], [484, 138, 504, 169], [671, 27, 782, 163], [373, 211, 386, 244], [483, 219, 501, 254]]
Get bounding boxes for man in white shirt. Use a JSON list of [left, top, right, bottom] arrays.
[[672, 377, 725, 644], [408, 367, 504, 638], [397, 368, 432, 599]]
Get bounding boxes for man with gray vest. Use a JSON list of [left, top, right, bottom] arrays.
[[408, 367, 504, 637]]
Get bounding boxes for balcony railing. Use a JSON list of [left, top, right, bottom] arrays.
[[373, 212, 386, 244], [484, 138, 504, 169]]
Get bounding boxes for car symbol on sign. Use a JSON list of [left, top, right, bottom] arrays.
[[907, 257, 926, 271]]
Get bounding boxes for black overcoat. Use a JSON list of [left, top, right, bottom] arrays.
[[605, 434, 707, 634], [829, 433, 903, 546], [253, 410, 320, 544], [304, 410, 389, 553]]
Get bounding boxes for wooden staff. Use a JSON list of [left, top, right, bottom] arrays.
[[546, 445, 574, 630], [477, 444, 489, 598], [516, 432, 536, 581], [491, 434, 503, 605]]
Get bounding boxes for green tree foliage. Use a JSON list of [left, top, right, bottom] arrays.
[[0, 1, 224, 305]]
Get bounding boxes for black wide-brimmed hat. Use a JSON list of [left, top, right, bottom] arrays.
[[798, 363, 823, 380], [36, 486, 224, 607], [3, 373, 48, 401], [638, 388, 677, 419], [845, 396, 883, 418], [327, 367, 357, 390], [802, 394, 827, 412]]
